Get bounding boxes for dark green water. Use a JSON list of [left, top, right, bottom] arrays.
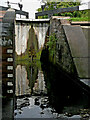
[[2, 60, 90, 119]]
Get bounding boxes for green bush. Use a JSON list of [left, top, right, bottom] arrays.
[[37, 1, 89, 20]]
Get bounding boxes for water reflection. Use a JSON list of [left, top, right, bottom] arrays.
[[14, 96, 55, 118], [16, 65, 30, 96], [15, 64, 47, 97], [33, 70, 47, 95], [14, 62, 56, 118], [14, 61, 90, 119]]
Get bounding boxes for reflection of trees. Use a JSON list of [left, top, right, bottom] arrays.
[[26, 64, 38, 95]]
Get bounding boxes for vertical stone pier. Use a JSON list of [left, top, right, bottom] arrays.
[[1, 8, 15, 119]]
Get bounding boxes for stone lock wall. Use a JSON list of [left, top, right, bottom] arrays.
[[49, 17, 77, 75], [49, 17, 89, 81]]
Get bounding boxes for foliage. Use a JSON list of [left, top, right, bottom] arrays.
[[37, 1, 89, 20], [46, 33, 57, 62], [68, 16, 89, 21]]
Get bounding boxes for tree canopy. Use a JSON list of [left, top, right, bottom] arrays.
[[37, 1, 89, 19]]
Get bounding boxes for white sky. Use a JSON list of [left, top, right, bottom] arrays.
[[0, 0, 90, 19], [0, 0, 41, 18]]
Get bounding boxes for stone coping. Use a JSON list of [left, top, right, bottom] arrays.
[[16, 18, 50, 22]]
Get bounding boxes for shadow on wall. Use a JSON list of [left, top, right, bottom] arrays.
[[41, 60, 90, 115]]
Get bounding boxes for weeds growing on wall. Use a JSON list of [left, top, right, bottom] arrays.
[[46, 33, 57, 63]]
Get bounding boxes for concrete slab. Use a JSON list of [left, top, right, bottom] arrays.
[[63, 25, 88, 58], [73, 58, 89, 78], [80, 79, 90, 87], [82, 26, 90, 57], [51, 16, 70, 19], [16, 18, 50, 22]]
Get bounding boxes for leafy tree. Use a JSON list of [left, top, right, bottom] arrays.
[[37, 1, 88, 19]]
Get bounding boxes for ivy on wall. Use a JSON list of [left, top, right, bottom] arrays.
[[46, 33, 57, 63]]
